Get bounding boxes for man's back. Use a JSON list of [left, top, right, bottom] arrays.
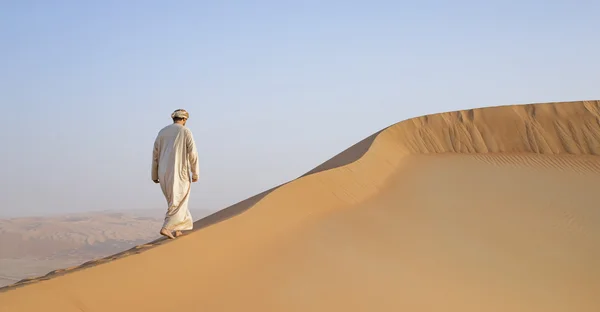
[[152, 123, 199, 184], [156, 123, 187, 162]]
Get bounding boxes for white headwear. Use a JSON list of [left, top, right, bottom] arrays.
[[171, 109, 189, 119]]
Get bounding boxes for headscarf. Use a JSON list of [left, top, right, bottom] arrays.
[[171, 109, 189, 119]]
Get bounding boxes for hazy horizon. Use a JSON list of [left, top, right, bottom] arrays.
[[1, 0, 600, 218]]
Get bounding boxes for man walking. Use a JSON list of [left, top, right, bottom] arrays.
[[151, 109, 200, 239]]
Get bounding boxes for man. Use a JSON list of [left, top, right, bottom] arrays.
[[151, 109, 200, 239]]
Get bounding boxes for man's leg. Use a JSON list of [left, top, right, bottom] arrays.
[[160, 227, 175, 239], [158, 179, 176, 239]]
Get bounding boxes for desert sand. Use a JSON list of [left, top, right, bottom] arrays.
[[0, 209, 215, 287], [0, 100, 599, 311]]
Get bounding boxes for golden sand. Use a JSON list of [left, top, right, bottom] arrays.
[[0, 100, 599, 311]]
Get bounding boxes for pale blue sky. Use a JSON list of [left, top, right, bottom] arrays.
[[1, 0, 599, 217]]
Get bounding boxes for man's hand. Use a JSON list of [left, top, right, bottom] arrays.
[[153, 179, 160, 184], [192, 175, 198, 182]]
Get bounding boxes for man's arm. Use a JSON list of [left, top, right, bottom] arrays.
[[151, 135, 160, 183], [185, 128, 200, 182]]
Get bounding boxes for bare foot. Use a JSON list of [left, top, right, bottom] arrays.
[[174, 230, 183, 237], [160, 228, 175, 239]]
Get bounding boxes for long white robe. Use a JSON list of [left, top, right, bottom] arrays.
[[151, 123, 199, 231]]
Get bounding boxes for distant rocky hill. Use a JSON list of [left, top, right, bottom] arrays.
[[0, 208, 214, 287]]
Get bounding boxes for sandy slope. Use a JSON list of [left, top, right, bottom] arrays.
[[0, 209, 215, 287], [1, 100, 599, 311]]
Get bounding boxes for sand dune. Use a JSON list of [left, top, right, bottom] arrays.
[[1, 100, 599, 311], [0, 209, 214, 287]]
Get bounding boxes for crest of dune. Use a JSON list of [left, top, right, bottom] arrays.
[[1, 100, 599, 312]]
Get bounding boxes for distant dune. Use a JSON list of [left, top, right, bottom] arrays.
[[0, 209, 213, 287], [0, 100, 599, 311]]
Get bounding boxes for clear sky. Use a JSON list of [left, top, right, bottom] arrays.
[[1, 0, 599, 217]]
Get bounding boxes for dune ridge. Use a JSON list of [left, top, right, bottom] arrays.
[[0, 100, 599, 311], [390, 100, 600, 155]]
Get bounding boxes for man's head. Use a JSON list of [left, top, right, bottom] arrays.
[[171, 109, 189, 125]]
